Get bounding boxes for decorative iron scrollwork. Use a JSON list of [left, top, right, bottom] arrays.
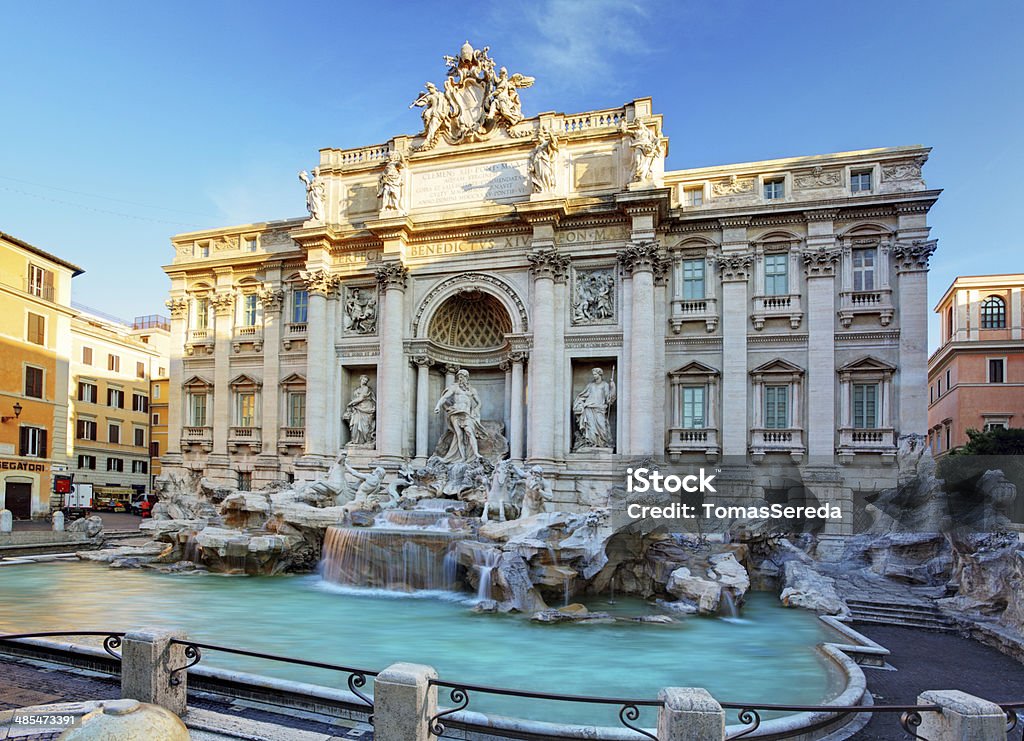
[[169, 643, 202, 686], [1004, 706, 1020, 735], [348, 671, 374, 720], [899, 709, 929, 740], [619, 703, 657, 740], [102, 635, 122, 660], [725, 708, 762, 740], [429, 686, 470, 737]]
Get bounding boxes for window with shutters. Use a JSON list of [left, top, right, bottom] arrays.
[[107, 388, 124, 408], [78, 454, 97, 470], [108, 354, 120, 372], [107, 457, 124, 472], [108, 423, 121, 444], [82, 346, 93, 365], [28, 264, 54, 301], [27, 312, 46, 345], [76, 418, 97, 440], [132, 393, 149, 412], [134, 428, 145, 447], [24, 366, 44, 399], [132, 460, 148, 474], [150, 441, 160, 457], [19, 426, 47, 457], [136, 361, 146, 379], [78, 381, 98, 403]]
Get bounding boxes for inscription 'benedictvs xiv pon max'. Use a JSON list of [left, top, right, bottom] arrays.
[[161, 40, 938, 540]]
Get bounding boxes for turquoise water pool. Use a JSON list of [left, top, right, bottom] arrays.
[[0, 562, 843, 726]]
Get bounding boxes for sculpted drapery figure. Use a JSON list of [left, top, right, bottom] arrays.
[[298, 167, 326, 221], [572, 270, 614, 324], [344, 288, 377, 334], [377, 152, 406, 211], [410, 82, 447, 147], [344, 375, 377, 445], [520, 466, 553, 518], [433, 369, 485, 463], [529, 128, 558, 193], [625, 121, 661, 183], [573, 368, 617, 450]]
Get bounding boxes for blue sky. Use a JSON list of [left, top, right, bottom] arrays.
[[1, 0, 1021, 349]]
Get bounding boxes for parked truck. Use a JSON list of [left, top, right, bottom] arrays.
[[61, 483, 93, 519]]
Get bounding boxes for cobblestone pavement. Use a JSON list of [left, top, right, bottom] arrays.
[[853, 624, 1024, 740], [0, 656, 371, 740]]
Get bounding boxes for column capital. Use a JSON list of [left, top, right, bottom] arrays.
[[300, 268, 339, 297], [715, 252, 753, 282], [527, 247, 570, 283], [257, 285, 285, 313], [165, 297, 188, 319], [892, 239, 937, 273], [210, 291, 235, 315], [375, 261, 409, 291], [412, 354, 433, 367], [508, 350, 528, 363], [617, 240, 666, 276], [802, 247, 841, 278], [445, 363, 461, 375]]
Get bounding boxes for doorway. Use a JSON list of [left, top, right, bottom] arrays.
[[4, 482, 33, 519]]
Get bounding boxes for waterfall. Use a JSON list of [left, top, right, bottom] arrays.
[[719, 589, 739, 619], [473, 549, 501, 602], [320, 526, 460, 592], [181, 530, 200, 563]]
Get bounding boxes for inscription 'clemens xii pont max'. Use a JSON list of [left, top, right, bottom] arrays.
[[411, 160, 530, 209]]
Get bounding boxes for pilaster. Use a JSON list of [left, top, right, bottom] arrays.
[[717, 250, 752, 462], [893, 238, 937, 437], [376, 260, 409, 462]]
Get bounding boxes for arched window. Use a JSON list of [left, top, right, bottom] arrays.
[[980, 295, 1006, 329]]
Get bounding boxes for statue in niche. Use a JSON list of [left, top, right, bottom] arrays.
[[344, 288, 377, 334], [573, 368, 617, 450], [433, 369, 486, 463], [377, 152, 406, 212], [410, 82, 447, 146], [529, 128, 558, 193], [343, 375, 377, 446], [298, 167, 326, 221], [520, 466, 553, 518], [572, 270, 614, 324], [624, 120, 661, 183]]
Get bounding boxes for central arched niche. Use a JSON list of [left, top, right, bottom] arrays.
[[424, 288, 513, 455], [427, 289, 512, 350]]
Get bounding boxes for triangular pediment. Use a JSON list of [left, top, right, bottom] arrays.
[[229, 373, 262, 389], [182, 374, 213, 389], [279, 373, 307, 388], [839, 356, 896, 373], [751, 358, 804, 375], [669, 361, 720, 377]]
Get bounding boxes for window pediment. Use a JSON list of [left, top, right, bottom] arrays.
[[229, 373, 263, 390], [182, 375, 213, 390], [669, 361, 720, 382], [839, 356, 896, 377], [280, 373, 306, 389], [751, 358, 804, 378]]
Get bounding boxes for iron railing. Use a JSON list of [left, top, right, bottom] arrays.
[[2, 631, 1022, 741]]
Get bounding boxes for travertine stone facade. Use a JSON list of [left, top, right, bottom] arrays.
[[162, 43, 939, 520]]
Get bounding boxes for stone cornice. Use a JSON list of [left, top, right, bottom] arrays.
[[515, 200, 567, 227]]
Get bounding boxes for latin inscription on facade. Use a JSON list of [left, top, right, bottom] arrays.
[[412, 161, 530, 210]]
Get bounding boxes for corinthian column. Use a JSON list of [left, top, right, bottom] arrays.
[[299, 268, 337, 460], [509, 351, 526, 461], [619, 242, 665, 456], [802, 243, 841, 464], [413, 354, 433, 462], [164, 296, 188, 464], [258, 284, 284, 462], [526, 247, 568, 463], [210, 290, 235, 462], [893, 238, 937, 437], [376, 261, 409, 462], [717, 253, 752, 462]]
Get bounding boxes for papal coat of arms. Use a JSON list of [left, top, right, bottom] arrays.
[[410, 41, 534, 150]]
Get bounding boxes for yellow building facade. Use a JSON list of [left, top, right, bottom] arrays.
[[0, 231, 81, 518], [69, 310, 169, 499], [150, 374, 169, 487]]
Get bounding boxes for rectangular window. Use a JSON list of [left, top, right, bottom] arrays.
[[78, 454, 96, 470], [132, 393, 149, 412], [236, 392, 256, 427], [82, 346, 93, 365], [107, 388, 124, 408], [681, 260, 705, 300], [764, 254, 789, 295], [132, 460, 148, 474], [76, 418, 97, 441], [850, 169, 872, 193], [198, 242, 210, 258], [136, 361, 146, 379], [152, 412, 160, 425], [153, 385, 161, 399], [945, 369, 951, 390], [988, 358, 1005, 384], [27, 312, 46, 345], [24, 366, 44, 399], [680, 386, 705, 429], [288, 392, 306, 428], [937, 378, 942, 396], [244, 236, 257, 252], [107, 457, 124, 472], [684, 187, 704, 207], [292, 290, 309, 324], [107, 354, 120, 372], [853, 383, 879, 428], [78, 381, 98, 403], [150, 441, 160, 457], [984, 421, 1009, 432], [195, 298, 209, 330], [852, 248, 876, 291], [238, 471, 252, 491], [242, 294, 258, 326], [19, 426, 47, 457], [763, 178, 785, 200], [134, 428, 145, 447], [945, 426, 951, 450], [764, 385, 789, 429], [189, 393, 208, 427], [28, 264, 54, 300], [108, 423, 121, 444]]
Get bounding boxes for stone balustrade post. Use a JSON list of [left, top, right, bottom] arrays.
[[374, 662, 438, 741], [51, 511, 64, 531], [917, 690, 1007, 741], [0, 509, 11, 533], [657, 687, 725, 740], [120, 628, 188, 717]]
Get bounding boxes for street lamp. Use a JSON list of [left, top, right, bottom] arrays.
[[1, 403, 23, 423]]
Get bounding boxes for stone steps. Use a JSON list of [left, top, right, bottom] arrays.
[[845, 596, 960, 633]]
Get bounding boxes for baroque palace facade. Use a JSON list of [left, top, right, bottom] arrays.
[[162, 43, 938, 531]]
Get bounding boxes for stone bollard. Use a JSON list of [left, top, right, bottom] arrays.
[[120, 629, 189, 717], [52, 511, 65, 532], [374, 662, 438, 741], [917, 690, 1007, 741], [0, 509, 12, 533], [657, 687, 725, 740]]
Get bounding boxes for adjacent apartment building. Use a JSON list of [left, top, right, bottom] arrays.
[[928, 274, 1024, 455], [69, 308, 169, 498], [0, 231, 82, 518]]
